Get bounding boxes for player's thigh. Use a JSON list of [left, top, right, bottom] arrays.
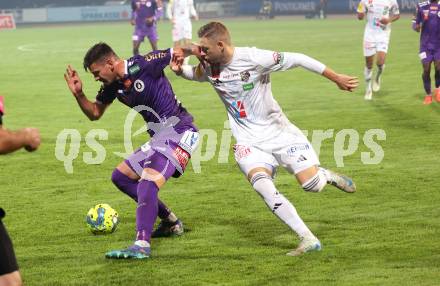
[[121, 143, 155, 179], [433, 51, 440, 70], [363, 40, 377, 59], [0, 271, 21, 286], [233, 144, 277, 180]]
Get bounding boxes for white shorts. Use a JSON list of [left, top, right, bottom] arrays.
[[233, 127, 320, 177], [363, 40, 389, 57], [172, 19, 192, 42]]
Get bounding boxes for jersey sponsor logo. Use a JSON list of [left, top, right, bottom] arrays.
[[242, 83, 254, 91], [423, 10, 429, 20], [286, 143, 310, 157], [233, 144, 251, 161], [134, 79, 145, 92], [232, 100, 247, 118], [178, 130, 200, 154], [128, 64, 141, 75], [173, 146, 190, 169], [145, 51, 168, 62], [240, 71, 250, 82]]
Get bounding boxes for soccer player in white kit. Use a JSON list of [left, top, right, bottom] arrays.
[[167, 0, 198, 64], [357, 0, 400, 100], [172, 22, 359, 256]]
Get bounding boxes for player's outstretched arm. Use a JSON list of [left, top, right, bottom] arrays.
[[322, 67, 359, 92], [0, 127, 40, 154], [64, 65, 108, 121]]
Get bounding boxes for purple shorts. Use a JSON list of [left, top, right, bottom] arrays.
[[133, 24, 158, 43], [125, 126, 199, 177], [419, 48, 440, 64]]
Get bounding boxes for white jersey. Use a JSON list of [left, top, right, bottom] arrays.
[[180, 47, 326, 143], [166, 0, 197, 21], [357, 0, 399, 41]]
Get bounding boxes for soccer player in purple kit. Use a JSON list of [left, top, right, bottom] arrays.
[[131, 0, 163, 55], [64, 43, 199, 259], [413, 0, 440, 105]]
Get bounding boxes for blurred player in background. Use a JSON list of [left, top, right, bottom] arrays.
[[412, 0, 440, 105], [131, 0, 163, 55], [0, 97, 41, 286], [357, 0, 400, 100], [64, 43, 199, 259], [172, 22, 358, 256], [166, 0, 198, 64]]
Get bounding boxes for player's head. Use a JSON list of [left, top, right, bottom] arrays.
[[197, 22, 232, 64], [83, 42, 120, 85]]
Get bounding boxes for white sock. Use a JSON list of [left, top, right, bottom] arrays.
[[252, 173, 314, 239], [166, 212, 178, 223], [134, 240, 150, 248]]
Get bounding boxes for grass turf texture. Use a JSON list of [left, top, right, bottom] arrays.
[[0, 16, 440, 285]]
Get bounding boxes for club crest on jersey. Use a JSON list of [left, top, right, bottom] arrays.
[[134, 79, 145, 92], [232, 100, 247, 118], [273, 52, 283, 65], [240, 71, 250, 82]]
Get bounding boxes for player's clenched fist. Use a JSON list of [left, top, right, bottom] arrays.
[[22, 127, 41, 152]]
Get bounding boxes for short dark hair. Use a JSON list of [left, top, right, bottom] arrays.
[[197, 22, 231, 45], [83, 42, 117, 71]]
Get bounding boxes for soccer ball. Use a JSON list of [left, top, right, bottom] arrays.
[[86, 203, 119, 234]]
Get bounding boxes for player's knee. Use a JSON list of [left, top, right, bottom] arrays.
[[302, 171, 327, 193]]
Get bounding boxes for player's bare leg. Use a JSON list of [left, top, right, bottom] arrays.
[[422, 61, 433, 105], [149, 39, 158, 51], [364, 55, 374, 100], [373, 51, 386, 92], [434, 60, 440, 102], [133, 40, 141, 56]]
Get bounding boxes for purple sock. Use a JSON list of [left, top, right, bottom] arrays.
[[136, 180, 159, 242], [422, 73, 431, 95], [111, 168, 172, 220], [136, 152, 177, 242]]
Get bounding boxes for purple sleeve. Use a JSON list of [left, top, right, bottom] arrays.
[[96, 84, 117, 105], [142, 49, 172, 77]]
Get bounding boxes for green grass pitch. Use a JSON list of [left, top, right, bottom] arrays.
[[0, 16, 440, 285]]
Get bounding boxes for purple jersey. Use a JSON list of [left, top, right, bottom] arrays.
[[132, 0, 158, 29], [415, 1, 440, 50], [96, 48, 196, 137]]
